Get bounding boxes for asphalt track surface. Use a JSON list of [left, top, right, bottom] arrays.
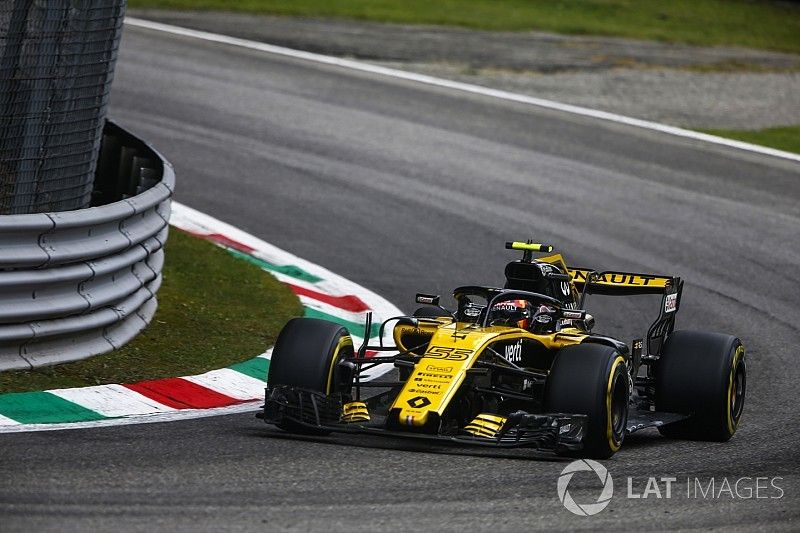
[[2, 26, 799, 531]]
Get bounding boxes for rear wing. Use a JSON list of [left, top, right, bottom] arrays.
[[569, 268, 674, 296], [569, 268, 683, 358], [505, 242, 682, 357]]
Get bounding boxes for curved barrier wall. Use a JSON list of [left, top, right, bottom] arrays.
[[0, 121, 174, 371]]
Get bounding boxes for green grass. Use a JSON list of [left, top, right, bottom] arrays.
[[701, 125, 800, 155], [128, 0, 800, 54], [0, 229, 302, 393]]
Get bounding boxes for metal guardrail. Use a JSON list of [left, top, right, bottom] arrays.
[[0, 121, 174, 371]]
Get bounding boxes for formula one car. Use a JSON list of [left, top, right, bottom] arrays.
[[259, 241, 746, 458]]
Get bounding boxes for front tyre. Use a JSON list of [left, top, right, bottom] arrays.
[[267, 317, 354, 434], [545, 344, 629, 459], [655, 331, 745, 441]]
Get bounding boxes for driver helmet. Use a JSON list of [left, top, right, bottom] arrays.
[[490, 299, 531, 329]]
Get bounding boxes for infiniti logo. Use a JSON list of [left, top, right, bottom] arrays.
[[557, 459, 614, 516]]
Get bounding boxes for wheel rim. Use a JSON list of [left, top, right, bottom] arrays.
[[730, 358, 746, 424], [610, 370, 627, 441]]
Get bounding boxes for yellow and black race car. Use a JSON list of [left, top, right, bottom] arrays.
[[259, 241, 746, 458]]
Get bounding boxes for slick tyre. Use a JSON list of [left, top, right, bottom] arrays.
[[655, 331, 745, 441], [268, 317, 354, 435], [545, 344, 629, 459]]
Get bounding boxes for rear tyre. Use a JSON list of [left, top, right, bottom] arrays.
[[545, 344, 629, 459], [267, 317, 354, 434], [655, 331, 745, 441]]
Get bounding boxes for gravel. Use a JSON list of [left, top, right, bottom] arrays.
[[128, 9, 800, 129], [373, 62, 800, 129]]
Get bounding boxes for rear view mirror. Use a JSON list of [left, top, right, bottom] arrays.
[[558, 308, 594, 330], [559, 308, 586, 321], [415, 293, 440, 306]]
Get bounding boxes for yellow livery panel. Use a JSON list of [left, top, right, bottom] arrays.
[[392, 326, 486, 428], [390, 324, 587, 428]]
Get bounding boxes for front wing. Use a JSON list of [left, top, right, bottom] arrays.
[[261, 386, 587, 454]]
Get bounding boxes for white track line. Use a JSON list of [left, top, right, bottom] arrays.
[[125, 17, 800, 164]]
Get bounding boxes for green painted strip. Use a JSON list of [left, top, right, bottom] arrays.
[[304, 307, 380, 339], [228, 357, 269, 381], [0, 391, 106, 424], [225, 248, 322, 283]]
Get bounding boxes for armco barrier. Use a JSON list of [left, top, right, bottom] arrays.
[[0, 121, 174, 371]]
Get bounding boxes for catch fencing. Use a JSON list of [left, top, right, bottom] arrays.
[[0, 0, 126, 214]]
